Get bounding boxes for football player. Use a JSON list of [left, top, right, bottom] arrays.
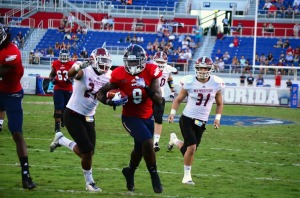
[[49, 47, 126, 192], [167, 56, 225, 185], [152, 51, 178, 152], [97, 44, 163, 193], [49, 49, 74, 133], [0, 23, 36, 189]]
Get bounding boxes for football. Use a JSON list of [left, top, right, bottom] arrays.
[[106, 89, 127, 100]]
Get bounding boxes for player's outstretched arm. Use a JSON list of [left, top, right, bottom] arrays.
[[167, 88, 187, 123], [213, 90, 223, 129]]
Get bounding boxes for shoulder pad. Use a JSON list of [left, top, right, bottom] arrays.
[[180, 75, 194, 89]]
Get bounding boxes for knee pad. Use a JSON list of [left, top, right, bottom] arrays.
[[154, 116, 163, 124]]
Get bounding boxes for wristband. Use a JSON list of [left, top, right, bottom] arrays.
[[170, 109, 176, 115], [144, 85, 155, 97], [215, 114, 221, 120], [74, 64, 81, 72]]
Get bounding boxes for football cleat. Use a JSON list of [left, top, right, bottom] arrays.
[[86, 182, 102, 192], [153, 142, 160, 152], [150, 171, 163, 193], [182, 177, 195, 185], [0, 124, 2, 132], [22, 177, 37, 190], [167, 133, 177, 151], [49, 132, 63, 152], [122, 167, 135, 191]]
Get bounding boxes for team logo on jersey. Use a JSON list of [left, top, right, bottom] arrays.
[[5, 55, 17, 62], [154, 67, 160, 77]]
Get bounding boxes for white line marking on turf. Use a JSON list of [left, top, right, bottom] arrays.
[[0, 163, 299, 183]]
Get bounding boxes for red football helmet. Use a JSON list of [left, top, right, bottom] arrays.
[[194, 56, 214, 79], [153, 51, 168, 71], [90, 47, 112, 73]]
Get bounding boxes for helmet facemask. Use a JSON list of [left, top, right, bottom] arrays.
[[59, 50, 70, 63], [194, 56, 214, 79], [90, 48, 112, 74], [123, 44, 147, 75], [124, 56, 146, 75]]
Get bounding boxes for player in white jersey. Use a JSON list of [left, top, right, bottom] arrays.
[[49, 48, 125, 192], [167, 56, 224, 185], [152, 51, 177, 152]]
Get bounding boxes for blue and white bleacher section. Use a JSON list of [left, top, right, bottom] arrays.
[[212, 36, 300, 68], [35, 29, 184, 63]]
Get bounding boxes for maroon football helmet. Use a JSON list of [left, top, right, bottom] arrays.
[[153, 51, 168, 71], [194, 56, 214, 79], [90, 48, 112, 73]]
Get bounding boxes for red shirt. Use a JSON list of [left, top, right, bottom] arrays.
[[275, 75, 282, 87], [111, 63, 162, 119], [0, 43, 24, 93], [51, 60, 75, 91], [233, 38, 239, 47]]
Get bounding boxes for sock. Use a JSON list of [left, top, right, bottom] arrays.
[[20, 156, 30, 180], [55, 122, 60, 132], [184, 165, 192, 180], [83, 168, 94, 185], [0, 119, 3, 125], [58, 136, 76, 151], [153, 134, 160, 143]]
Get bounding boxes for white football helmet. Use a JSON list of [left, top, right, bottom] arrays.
[[153, 51, 168, 71], [90, 47, 112, 73], [194, 56, 214, 79]]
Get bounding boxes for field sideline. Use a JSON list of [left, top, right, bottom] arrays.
[[0, 95, 299, 198]]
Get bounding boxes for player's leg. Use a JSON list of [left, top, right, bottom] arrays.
[[64, 108, 100, 192], [61, 90, 72, 128], [0, 110, 5, 132], [179, 115, 205, 185], [53, 90, 64, 132], [153, 98, 165, 152], [4, 90, 36, 189]]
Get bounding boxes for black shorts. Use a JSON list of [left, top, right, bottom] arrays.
[[63, 108, 96, 154], [179, 114, 206, 148]]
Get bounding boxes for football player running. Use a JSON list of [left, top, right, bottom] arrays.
[[97, 44, 164, 193], [0, 23, 36, 189], [152, 51, 177, 152], [167, 56, 224, 185], [49, 49, 74, 133], [49, 48, 126, 192]]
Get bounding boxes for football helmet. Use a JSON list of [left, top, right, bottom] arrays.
[[90, 47, 112, 73], [194, 56, 214, 79], [0, 23, 7, 46], [59, 49, 70, 63], [153, 51, 168, 71], [123, 44, 147, 75]]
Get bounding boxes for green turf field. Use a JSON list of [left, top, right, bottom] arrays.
[[0, 95, 299, 198]]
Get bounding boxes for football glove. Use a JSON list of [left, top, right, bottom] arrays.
[[66, 78, 73, 84], [132, 76, 146, 88], [50, 78, 56, 85], [170, 91, 175, 100], [106, 93, 128, 110]]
